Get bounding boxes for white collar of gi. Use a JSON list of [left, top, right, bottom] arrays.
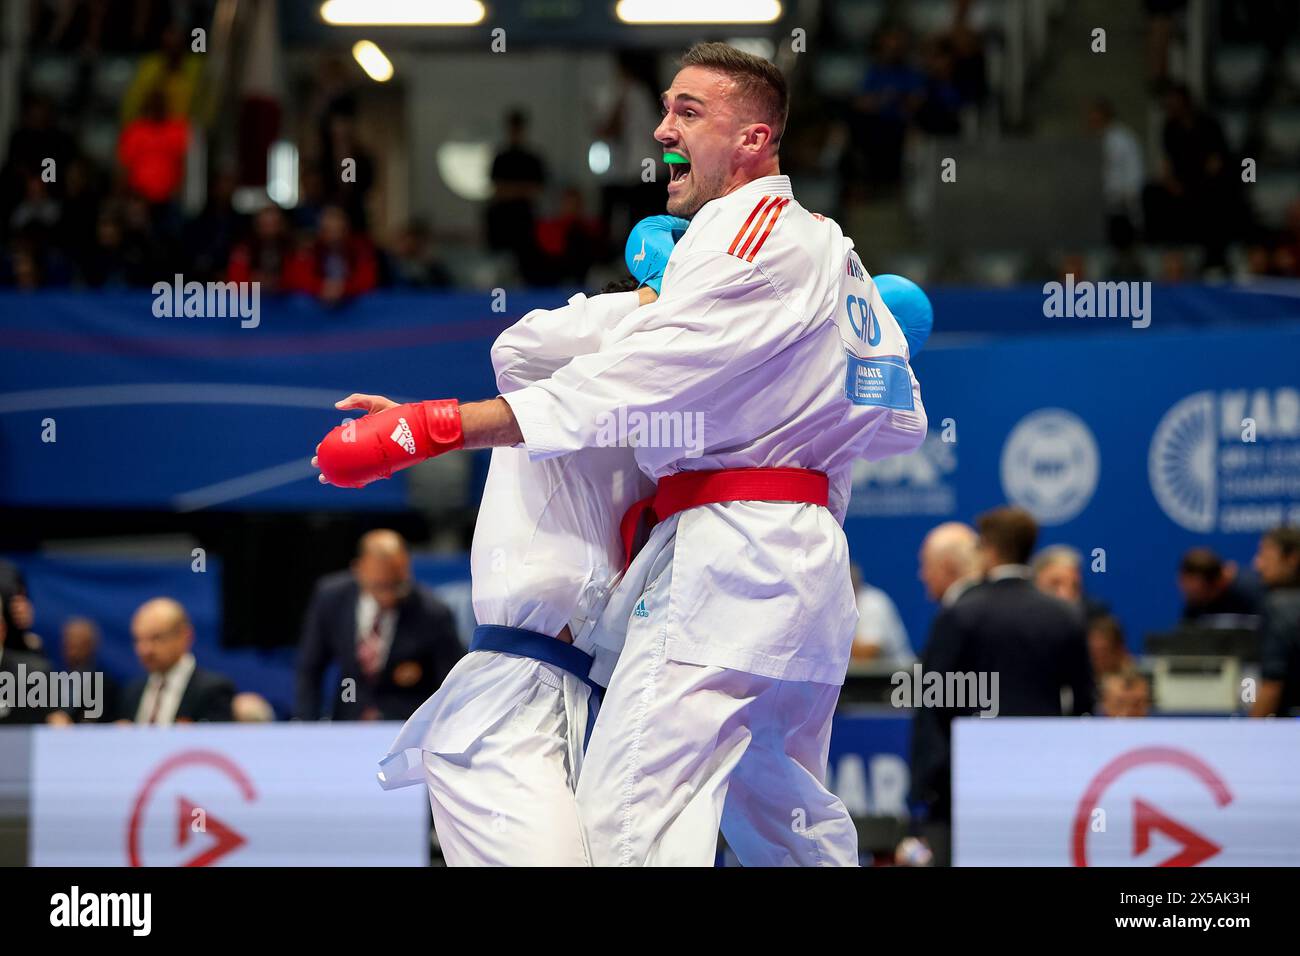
[[720, 174, 793, 202]]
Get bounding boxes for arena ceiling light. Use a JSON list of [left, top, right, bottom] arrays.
[[352, 40, 394, 81], [320, 0, 486, 26], [615, 0, 782, 24]]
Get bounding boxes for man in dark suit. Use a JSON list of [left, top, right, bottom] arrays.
[[121, 597, 235, 724], [911, 506, 1094, 845], [295, 529, 462, 721]]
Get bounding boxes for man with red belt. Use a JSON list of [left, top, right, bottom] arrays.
[[314, 42, 927, 865]]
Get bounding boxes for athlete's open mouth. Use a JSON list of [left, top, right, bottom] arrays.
[[665, 152, 691, 187]]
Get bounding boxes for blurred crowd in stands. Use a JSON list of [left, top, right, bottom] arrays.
[[4, 1, 1300, 293]]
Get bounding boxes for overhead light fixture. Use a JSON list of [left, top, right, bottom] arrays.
[[615, 0, 781, 24], [352, 40, 394, 82], [321, 0, 486, 26]]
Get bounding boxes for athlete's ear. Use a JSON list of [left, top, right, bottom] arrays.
[[740, 122, 774, 154]]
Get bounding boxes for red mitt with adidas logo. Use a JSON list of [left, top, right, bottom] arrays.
[[316, 399, 464, 488]]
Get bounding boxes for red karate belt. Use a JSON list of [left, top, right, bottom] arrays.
[[619, 467, 829, 570]]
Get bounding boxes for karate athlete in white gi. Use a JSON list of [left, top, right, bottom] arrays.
[[314, 43, 927, 866], [367, 220, 683, 866]]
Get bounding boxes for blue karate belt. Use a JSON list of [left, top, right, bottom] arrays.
[[469, 624, 604, 745]]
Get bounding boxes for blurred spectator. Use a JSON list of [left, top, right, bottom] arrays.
[[120, 22, 203, 122], [913, 38, 963, 137], [850, 563, 913, 666], [1, 94, 76, 211], [946, 11, 988, 107], [55, 616, 119, 723], [1087, 614, 1134, 679], [486, 108, 547, 283], [912, 507, 1094, 826], [0, 593, 54, 725], [918, 521, 980, 607], [233, 691, 276, 722], [226, 204, 295, 292], [319, 111, 375, 231], [536, 187, 603, 285], [284, 204, 378, 305], [1177, 546, 1260, 624], [1033, 544, 1110, 622], [1100, 669, 1152, 717], [847, 26, 925, 189], [2, 228, 72, 289], [57, 157, 105, 267], [1250, 526, 1300, 717], [0, 559, 37, 651], [9, 171, 61, 238], [1144, 0, 1187, 87], [960, 509, 1095, 719], [1086, 97, 1144, 250], [382, 220, 450, 289], [116, 87, 190, 208], [295, 529, 463, 721], [310, 57, 361, 167], [1143, 84, 1249, 272], [122, 597, 235, 724]]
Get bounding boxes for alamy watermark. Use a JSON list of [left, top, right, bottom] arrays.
[[152, 273, 260, 328], [1043, 274, 1151, 329], [0, 664, 104, 720], [595, 406, 706, 458], [890, 663, 1000, 717]]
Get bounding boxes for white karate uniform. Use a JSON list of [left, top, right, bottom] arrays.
[[501, 176, 928, 866], [377, 290, 651, 866]]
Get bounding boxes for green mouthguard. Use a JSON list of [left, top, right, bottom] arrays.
[[663, 153, 689, 164]]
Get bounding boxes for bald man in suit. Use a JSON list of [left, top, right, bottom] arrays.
[[296, 530, 462, 721], [122, 598, 235, 724]]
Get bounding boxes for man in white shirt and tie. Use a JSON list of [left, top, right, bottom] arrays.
[[126, 597, 234, 724]]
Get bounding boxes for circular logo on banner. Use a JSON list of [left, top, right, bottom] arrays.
[[1071, 746, 1232, 867], [127, 749, 256, 867], [1000, 409, 1100, 525], [1149, 387, 1300, 534], [1148, 391, 1217, 533]]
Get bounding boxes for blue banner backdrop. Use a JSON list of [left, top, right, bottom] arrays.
[[3, 287, 1299, 658]]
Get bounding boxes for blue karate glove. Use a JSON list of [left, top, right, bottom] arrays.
[[625, 215, 691, 295], [874, 274, 934, 358]]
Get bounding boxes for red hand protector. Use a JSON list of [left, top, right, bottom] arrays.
[[317, 400, 463, 488]]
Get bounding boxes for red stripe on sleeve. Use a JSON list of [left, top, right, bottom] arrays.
[[744, 198, 790, 262], [735, 196, 782, 260], [728, 196, 771, 256]]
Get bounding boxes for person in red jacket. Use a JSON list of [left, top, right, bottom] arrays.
[[117, 88, 189, 206], [285, 204, 378, 305]]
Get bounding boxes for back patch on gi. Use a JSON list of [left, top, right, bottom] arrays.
[[844, 354, 915, 410]]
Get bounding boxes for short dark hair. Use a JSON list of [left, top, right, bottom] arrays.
[[1179, 547, 1224, 581], [976, 506, 1038, 566], [679, 42, 789, 147], [599, 276, 640, 294]]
